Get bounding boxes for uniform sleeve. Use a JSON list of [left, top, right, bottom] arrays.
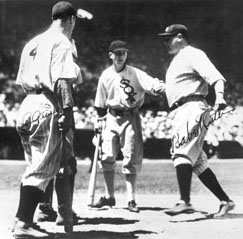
[[137, 69, 165, 96], [94, 74, 108, 109], [192, 50, 226, 85], [16, 49, 25, 87], [71, 39, 83, 86], [51, 43, 78, 86]]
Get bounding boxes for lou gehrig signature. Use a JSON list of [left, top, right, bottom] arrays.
[[21, 108, 57, 127], [171, 107, 235, 153]]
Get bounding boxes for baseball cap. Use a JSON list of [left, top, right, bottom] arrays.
[[52, 1, 93, 20], [158, 24, 188, 37], [109, 40, 129, 52]]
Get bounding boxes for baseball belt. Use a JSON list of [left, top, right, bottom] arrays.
[[26, 88, 44, 94], [170, 95, 205, 111], [108, 108, 138, 117]]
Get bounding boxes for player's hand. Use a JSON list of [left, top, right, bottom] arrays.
[[94, 116, 106, 135], [214, 93, 227, 111], [152, 78, 165, 95], [58, 107, 74, 134]]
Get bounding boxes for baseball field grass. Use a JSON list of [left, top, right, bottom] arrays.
[[0, 158, 243, 239], [1, 158, 242, 195]]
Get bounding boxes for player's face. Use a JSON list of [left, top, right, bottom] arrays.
[[163, 34, 181, 55], [110, 50, 128, 67]]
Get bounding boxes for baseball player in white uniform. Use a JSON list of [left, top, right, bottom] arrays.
[[158, 24, 235, 216], [37, 38, 83, 225], [13, 2, 83, 237], [92, 40, 164, 212]]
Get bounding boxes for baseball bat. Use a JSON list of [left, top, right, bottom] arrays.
[[62, 134, 73, 232], [87, 132, 101, 206]]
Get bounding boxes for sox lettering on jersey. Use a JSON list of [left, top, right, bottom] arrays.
[[120, 78, 137, 104]]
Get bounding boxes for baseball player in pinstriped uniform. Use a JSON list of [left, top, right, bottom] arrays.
[[37, 38, 83, 225], [13, 2, 83, 237], [158, 24, 235, 216], [92, 40, 165, 212]]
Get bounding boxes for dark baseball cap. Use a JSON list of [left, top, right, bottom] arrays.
[[109, 40, 129, 52], [158, 24, 188, 37], [52, 1, 80, 19]]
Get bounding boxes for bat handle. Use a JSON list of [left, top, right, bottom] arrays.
[[62, 134, 73, 233]]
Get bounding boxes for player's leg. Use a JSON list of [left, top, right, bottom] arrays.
[[92, 172, 117, 208], [13, 94, 62, 237], [164, 157, 195, 215], [125, 174, 137, 202], [165, 101, 208, 215], [103, 170, 115, 199], [195, 151, 235, 217], [14, 184, 49, 238], [37, 179, 57, 222], [175, 161, 193, 204], [121, 112, 143, 212], [55, 156, 78, 225], [92, 115, 119, 208]]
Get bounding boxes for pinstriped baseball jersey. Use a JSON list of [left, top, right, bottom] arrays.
[[71, 38, 83, 86], [16, 26, 80, 191], [166, 45, 225, 107], [166, 45, 226, 175], [95, 64, 164, 110], [16, 28, 78, 92]]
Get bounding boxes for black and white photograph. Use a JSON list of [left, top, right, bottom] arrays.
[[0, 0, 243, 238]]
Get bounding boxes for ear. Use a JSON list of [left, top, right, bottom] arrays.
[[109, 52, 113, 59], [70, 15, 76, 24], [177, 33, 183, 39]]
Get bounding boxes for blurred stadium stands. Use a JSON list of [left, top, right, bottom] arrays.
[[0, 0, 242, 159]]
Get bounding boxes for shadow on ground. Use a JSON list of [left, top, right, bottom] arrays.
[[76, 217, 139, 225], [169, 212, 243, 223], [136, 207, 166, 211], [51, 230, 155, 239]]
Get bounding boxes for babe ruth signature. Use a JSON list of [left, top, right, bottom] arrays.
[[171, 107, 235, 153], [21, 109, 57, 128]]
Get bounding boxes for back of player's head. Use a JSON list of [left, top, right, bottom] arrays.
[[52, 1, 77, 20]]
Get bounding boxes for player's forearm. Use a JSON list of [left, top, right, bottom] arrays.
[[54, 78, 74, 109], [54, 78, 74, 133]]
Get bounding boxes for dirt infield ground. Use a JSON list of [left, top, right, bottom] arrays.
[[0, 160, 243, 239]]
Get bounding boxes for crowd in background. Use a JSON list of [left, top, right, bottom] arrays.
[[1, 90, 243, 148], [1, 23, 243, 149]]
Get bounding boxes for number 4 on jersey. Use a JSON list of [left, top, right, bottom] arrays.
[[29, 47, 37, 60]]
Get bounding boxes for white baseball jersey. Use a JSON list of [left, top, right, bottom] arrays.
[[95, 64, 164, 110], [16, 26, 80, 191], [71, 38, 83, 86], [166, 45, 226, 175], [16, 28, 78, 92], [166, 45, 225, 107], [95, 64, 164, 174]]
